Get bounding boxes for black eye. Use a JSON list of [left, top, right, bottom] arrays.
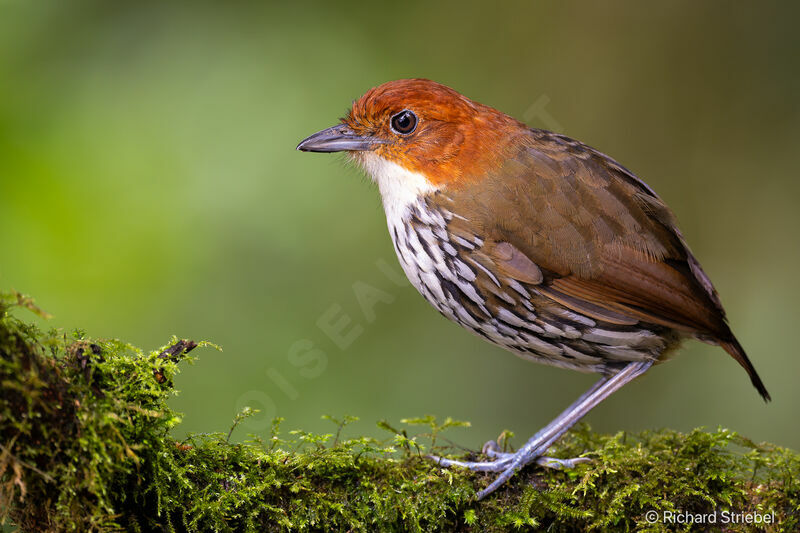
[[390, 110, 417, 135]]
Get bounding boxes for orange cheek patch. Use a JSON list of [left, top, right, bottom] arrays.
[[373, 124, 522, 190], [344, 78, 529, 190]]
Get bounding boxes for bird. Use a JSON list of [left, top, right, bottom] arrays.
[[296, 78, 769, 499]]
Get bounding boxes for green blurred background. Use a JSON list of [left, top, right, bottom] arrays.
[[1, 1, 798, 452]]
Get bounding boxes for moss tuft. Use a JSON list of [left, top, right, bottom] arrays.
[[1, 291, 798, 532]]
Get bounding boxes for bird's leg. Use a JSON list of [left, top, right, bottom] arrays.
[[477, 361, 653, 499], [429, 373, 610, 470], [481, 375, 611, 461], [429, 361, 653, 499]]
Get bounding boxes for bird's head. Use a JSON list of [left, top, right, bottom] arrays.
[[297, 79, 527, 203]]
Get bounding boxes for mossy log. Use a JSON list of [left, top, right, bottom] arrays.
[[1, 292, 798, 532]]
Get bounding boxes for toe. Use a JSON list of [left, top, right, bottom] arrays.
[[535, 455, 591, 470], [426, 454, 513, 472]]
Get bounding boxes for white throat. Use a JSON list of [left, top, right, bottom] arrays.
[[356, 152, 438, 224]]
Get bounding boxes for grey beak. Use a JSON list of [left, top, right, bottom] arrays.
[[296, 124, 382, 153]]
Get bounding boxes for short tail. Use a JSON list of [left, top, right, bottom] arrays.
[[720, 337, 770, 402]]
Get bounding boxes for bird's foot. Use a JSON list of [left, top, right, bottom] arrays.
[[427, 439, 591, 493], [480, 439, 590, 469]]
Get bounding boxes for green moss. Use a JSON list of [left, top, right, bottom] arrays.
[[1, 291, 798, 532]]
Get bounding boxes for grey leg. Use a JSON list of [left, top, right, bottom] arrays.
[[429, 373, 610, 471], [476, 361, 652, 499], [429, 361, 653, 500]]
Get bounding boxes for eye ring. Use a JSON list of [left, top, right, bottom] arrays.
[[390, 110, 418, 135]]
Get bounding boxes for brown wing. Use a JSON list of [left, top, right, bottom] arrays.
[[447, 129, 769, 400]]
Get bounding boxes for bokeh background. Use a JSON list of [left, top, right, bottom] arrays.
[[1, 1, 798, 453]]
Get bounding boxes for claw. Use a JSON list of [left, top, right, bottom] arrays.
[[481, 440, 499, 454], [482, 440, 514, 460]]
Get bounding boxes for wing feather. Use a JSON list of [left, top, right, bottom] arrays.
[[439, 129, 768, 399]]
